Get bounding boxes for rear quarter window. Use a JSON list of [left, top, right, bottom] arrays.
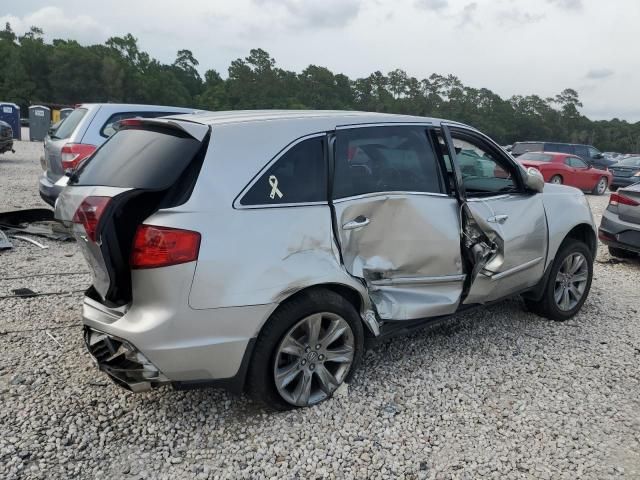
[[518, 152, 554, 162], [52, 108, 87, 140], [73, 127, 202, 189]]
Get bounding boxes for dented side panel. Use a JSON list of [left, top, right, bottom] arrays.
[[333, 193, 464, 320]]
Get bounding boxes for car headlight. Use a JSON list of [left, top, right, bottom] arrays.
[[634, 171, 640, 177]]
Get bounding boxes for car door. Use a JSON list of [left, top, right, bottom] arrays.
[[331, 125, 465, 321], [442, 125, 548, 304], [565, 156, 592, 189]]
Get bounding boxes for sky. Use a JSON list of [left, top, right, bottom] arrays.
[[2, 0, 639, 121]]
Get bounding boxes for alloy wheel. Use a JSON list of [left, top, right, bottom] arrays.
[[273, 312, 355, 407], [597, 178, 607, 194], [554, 252, 589, 311]]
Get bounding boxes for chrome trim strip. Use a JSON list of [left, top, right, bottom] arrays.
[[336, 122, 434, 130], [486, 257, 543, 281], [370, 274, 466, 287], [333, 191, 450, 203]]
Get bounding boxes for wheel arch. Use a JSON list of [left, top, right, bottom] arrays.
[[563, 223, 597, 258]]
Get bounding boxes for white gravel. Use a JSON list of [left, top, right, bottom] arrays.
[[1, 140, 639, 479]]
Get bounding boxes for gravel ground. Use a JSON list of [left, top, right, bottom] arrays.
[[1, 140, 639, 479]]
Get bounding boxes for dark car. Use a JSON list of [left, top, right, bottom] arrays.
[[0, 120, 14, 154], [511, 141, 614, 169], [599, 183, 640, 258], [608, 156, 640, 191]]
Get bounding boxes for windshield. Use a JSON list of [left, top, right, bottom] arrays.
[[617, 157, 640, 167], [51, 108, 87, 140], [518, 152, 554, 162]]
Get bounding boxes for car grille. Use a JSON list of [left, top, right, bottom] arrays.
[[611, 169, 635, 177]]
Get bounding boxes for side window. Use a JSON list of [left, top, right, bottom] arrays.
[[574, 145, 590, 159], [100, 111, 177, 137], [546, 143, 572, 154], [450, 132, 518, 194], [240, 136, 326, 206], [566, 157, 588, 168], [333, 126, 443, 199]]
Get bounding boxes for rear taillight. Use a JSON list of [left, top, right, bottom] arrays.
[[61, 143, 96, 170], [72, 196, 112, 242], [609, 193, 639, 207], [130, 225, 200, 269]]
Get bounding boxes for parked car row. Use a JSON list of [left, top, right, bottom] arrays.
[[510, 141, 614, 169]]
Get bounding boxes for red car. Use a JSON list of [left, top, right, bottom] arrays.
[[516, 152, 612, 195]]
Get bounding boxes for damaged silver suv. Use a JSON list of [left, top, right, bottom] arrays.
[[55, 111, 597, 409]]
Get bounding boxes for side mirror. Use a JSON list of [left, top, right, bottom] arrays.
[[525, 167, 544, 193], [593, 153, 603, 159]]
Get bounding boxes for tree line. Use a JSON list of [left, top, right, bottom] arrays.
[[1, 23, 639, 152]]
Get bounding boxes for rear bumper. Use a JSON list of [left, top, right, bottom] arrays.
[[80, 264, 276, 392], [38, 173, 62, 207], [598, 209, 640, 253]]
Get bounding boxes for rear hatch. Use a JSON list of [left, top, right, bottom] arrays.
[[55, 118, 210, 306]]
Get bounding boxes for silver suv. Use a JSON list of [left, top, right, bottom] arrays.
[[55, 111, 597, 409], [39, 103, 196, 206]]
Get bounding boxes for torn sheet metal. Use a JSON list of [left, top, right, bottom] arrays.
[[0, 230, 11, 250], [0, 208, 73, 241], [333, 194, 464, 320]]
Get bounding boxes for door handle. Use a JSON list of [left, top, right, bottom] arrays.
[[342, 216, 370, 230], [487, 214, 508, 224]]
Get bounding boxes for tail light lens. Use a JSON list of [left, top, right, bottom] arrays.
[[609, 193, 639, 207], [130, 225, 200, 269], [72, 196, 112, 242], [61, 143, 96, 170]]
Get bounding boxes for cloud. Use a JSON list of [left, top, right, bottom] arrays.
[[252, 0, 362, 29], [457, 2, 479, 28], [497, 8, 545, 26], [415, 0, 449, 12], [586, 68, 614, 80], [0, 7, 109, 43], [547, 0, 583, 11]]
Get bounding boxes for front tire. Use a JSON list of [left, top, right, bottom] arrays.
[[550, 175, 563, 185], [246, 289, 364, 410], [524, 240, 593, 321]]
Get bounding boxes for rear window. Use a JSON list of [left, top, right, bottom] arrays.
[[73, 127, 201, 189], [512, 143, 542, 155], [518, 152, 554, 162], [52, 108, 87, 140], [100, 111, 180, 138]]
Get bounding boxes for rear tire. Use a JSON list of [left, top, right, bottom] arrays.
[[246, 289, 364, 410], [608, 246, 636, 258], [592, 177, 608, 195], [524, 240, 593, 321], [550, 175, 563, 185]]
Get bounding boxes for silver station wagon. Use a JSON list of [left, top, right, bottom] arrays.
[[55, 111, 597, 409]]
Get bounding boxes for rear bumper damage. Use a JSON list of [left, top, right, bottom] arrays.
[[599, 210, 640, 253], [84, 327, 169, 392]]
